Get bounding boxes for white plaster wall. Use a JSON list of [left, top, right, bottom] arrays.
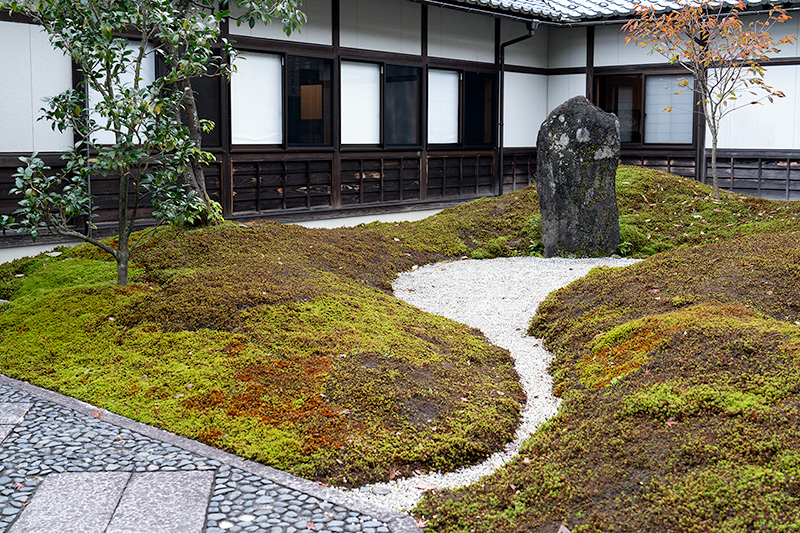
[[546, 74, 587, 114], [500, 19, 548, 69], [503, 72, 548, 147], [340, 0, 421, 55], [229, 0, 332, 46], [428, 6, 495, 64], [230, 53, 283, 145], [548, 27, 587, 68], [341, 61, 381, 144], [738, 13, 800, 60], [0, 21, 72, 153], [712, 65, 800, 149], [594, 24, 665, 67]]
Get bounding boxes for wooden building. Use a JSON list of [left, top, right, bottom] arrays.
[[2, 0, 800, 237]]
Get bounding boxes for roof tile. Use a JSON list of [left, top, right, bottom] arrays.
[[448, 0, 796, 22]]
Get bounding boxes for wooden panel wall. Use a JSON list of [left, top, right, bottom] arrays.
[[705, 150, 800, 201], [427, 152, 494, 199], [621, 149, 698, 179], [502, 150, 536, 192], [231, 155, 333, 213], [340, 155, 421, 205]]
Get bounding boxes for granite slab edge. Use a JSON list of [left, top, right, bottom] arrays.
[[0, 374, 423, 533]]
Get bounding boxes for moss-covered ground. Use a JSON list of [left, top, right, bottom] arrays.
[[0, 219, 530, 486], [416, 172, 800, 532], [4, 165, 800, 520]]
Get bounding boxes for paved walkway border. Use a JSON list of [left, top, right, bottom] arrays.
[[0, 374, 422, 533]]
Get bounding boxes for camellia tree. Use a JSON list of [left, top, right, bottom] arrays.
[[0, 0, 304, 285], [624, 0, 796, 200]]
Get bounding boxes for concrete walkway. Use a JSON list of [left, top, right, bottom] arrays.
[[0, 375, 421, 533]]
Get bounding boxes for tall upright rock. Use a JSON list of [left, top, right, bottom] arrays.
[[536, 96, 620, 257]]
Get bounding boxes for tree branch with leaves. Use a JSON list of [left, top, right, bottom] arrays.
[[0, 0, 305, 285], [624, 0, 796, 199]]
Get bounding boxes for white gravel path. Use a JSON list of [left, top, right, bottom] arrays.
[[348, 255, 639, 512]]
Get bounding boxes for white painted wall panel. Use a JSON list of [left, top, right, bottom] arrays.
[[428, 70, 459, 144], [501, 20, 548, 69], [89, 43, 157, 145], [229, 0, 332, 46], [594, 24, 664, 67], [341, 62, 380, 144], [29, 27, 73, 152], [0, 21, 72, 153], [548, 27, 586, 68], [503, 72, 547, 147], [230, 53, 283, 145], [546, 74, 586, 115], [428, 6, 494, 64], [0, 22, 34, 153], [645, 75, 693, 144], [738, 14, 800, 59], [713, 65, 800, 149], [340, 0, 421, 55]]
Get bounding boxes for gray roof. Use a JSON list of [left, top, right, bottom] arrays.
[[445, 0, 791, 22]]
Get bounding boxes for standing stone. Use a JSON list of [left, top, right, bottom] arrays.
[[536, 96, 620, 257]]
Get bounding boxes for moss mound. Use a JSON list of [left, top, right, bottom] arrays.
[[614, 166, 800, 257], [4, 164, 800, 499], [417, 231, 800, 532], [0, 207, 537, 486]]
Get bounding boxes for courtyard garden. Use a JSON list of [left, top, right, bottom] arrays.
[[2, 166, 800, 530]]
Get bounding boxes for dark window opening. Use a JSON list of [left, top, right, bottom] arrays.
[[193, 75, 223, 148], [384, 65, 421, 146], [463, 71, 494, 147], [287, 56, 332, 146], [595, 74, 643, 143]]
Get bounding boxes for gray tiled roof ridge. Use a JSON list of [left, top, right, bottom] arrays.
[[432, 0, 800, 23]]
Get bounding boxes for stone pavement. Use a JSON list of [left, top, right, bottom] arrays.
[[0, 375, 422, 533]]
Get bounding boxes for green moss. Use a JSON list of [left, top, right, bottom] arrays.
[[416, 168, 800, 532], [0, 206, 535, 485], [7, 165, 800, 520]]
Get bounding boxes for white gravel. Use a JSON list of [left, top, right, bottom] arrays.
[[347, 255, 639, 512]]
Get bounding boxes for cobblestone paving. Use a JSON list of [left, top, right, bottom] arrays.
[[0, 382, 413, 532]]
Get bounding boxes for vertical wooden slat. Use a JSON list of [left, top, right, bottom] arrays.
[[399, 158, 404, 202], [380, 158, 385, 203], [359, 159, 364, 204], [281, 160, 287, 211], [787, 157, 792, 201], [256, 161, 261, 212], [459, 157, 464, 196], [757, 157, 763, 197], [306, 160, 311, 209], [442, 157, 447, 197], [511, 157, 517, 191]]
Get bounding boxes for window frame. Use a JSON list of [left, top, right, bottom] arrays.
[[339, 58, 424, 150], [594, 70, 697, 148], [426, 66, 496, 150]]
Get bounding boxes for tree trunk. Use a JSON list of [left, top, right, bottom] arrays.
[[116, 245, 129, 286], [711, 131, 720, 201], [117, 168, 130, 286], [176, 76, 209, 201], [160, 40, 216, 223]]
